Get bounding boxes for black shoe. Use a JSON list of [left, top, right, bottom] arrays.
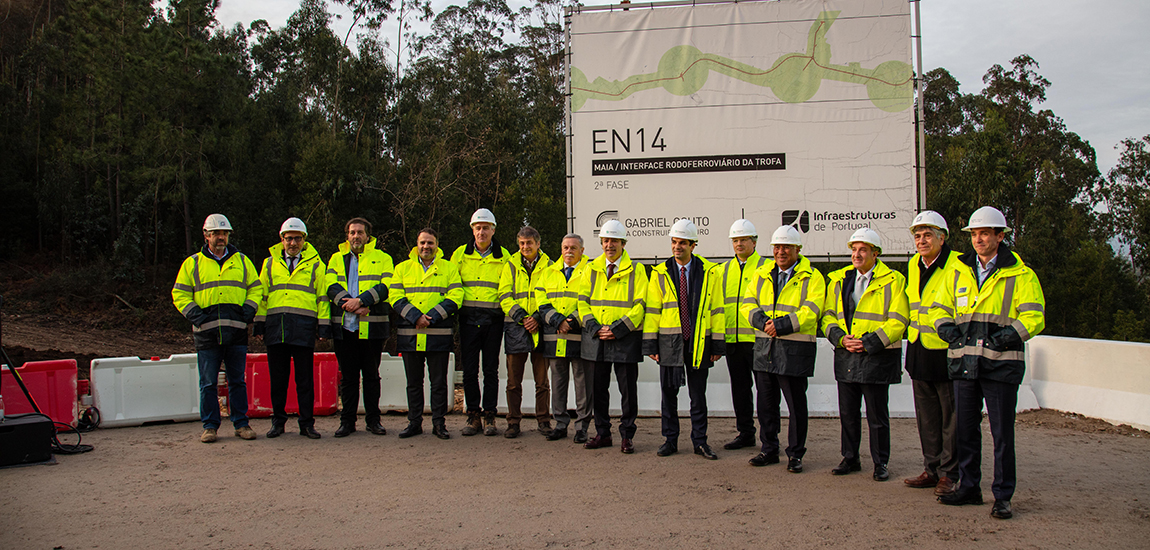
[[723, 434, 757, 450], [366, 423, 387, 435], [432, 424, 450, 440], [573, 430, 588, 444], [398, 423, 423, 438], [831, 458, 862, 475], [939, 487, 984, 506], [787, 457, 803, 473], [694, 444, 718, 460], [266, 424, 285, 438], [657, 441, 678, 457], [748, 452, 780, 467], [546, 428, 568, 441], [991, 499, 1013, 519], [300, 426, 321, 439], [873, 463, 890, 481], [334, 424, 355, 438]]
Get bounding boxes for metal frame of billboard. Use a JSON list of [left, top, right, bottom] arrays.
[[563, 0, 927, 262]]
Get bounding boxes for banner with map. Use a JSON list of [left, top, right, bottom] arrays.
[[567, 0, 915, 259]]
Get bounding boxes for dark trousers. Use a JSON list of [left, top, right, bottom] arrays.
[[403, 351, 450, 426], [726, 342, 756, 438], [334, 333, 385, 426], [837, 381, 891, 465], [912, 378, 958, 480], [267, 343, 315, 429], [755, 371, 808, 459], [592, 361, 638, 439], [659, 365, 709, 447], [954, 378, 1018, 500], [460, 322, 502, 413]]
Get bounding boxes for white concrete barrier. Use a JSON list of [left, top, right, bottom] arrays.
[[1027, 335, 1150, 431], [91, 355, 201, 428]]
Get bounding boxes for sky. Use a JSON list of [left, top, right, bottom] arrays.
[[214, 0, 1150, 175]]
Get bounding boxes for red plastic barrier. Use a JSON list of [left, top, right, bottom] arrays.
[[1, 359, 79, 426], [245, 353, 339, 418]]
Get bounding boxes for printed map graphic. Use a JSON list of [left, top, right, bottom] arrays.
[[571, 11, 912, 113]]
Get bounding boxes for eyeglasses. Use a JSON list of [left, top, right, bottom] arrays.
[[282, 236, 304, 243]]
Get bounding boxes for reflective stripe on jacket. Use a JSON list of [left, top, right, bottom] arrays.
[[928, 247, 1045, 384], [907, 249, 962, 349], [577, 250, 648, 363], [641, 255, 726, 368], [535, 257, 589, 359], [822, 260, 909, 384], [254, 242, 331, 347], [739, 255, 825, 377], [499, 251, 552, 354], [390, 247, 464, 352], [326, 238, 394, 340], [450, 241, 510, 325], [722, 252, 767, 344], [172, 244, 262, 350]]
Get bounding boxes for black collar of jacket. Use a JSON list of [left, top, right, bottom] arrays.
[[958, 243, 1016, 271], [464, 236, 505, 258], [918, 242, 952, 292], [201, 243, 238, 265]]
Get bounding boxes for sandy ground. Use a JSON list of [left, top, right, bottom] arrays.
[[3, 410, 1149, 549]]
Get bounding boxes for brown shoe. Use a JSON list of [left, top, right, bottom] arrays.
[[483, 411, 498, 436], [504, 424, 521, 439], [234, 426, 257, 440], [934, 477, 957, 496], [537, 421, 553, 437], [200, 428, 217, 443], [904, 471, 939, 488], [461, 412, 482, 436]]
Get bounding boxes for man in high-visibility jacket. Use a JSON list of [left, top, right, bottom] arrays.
[[391, 228, 464, 439], [739, 225, 825, 474], [822, 228, 909, 482], [930, 206, 1045, 520], [451, 208, 511, 436], [254, 217, 331, 440], [578, 219, 647, 454], [172, 214, 263, 444], [536, 233, 592, 443], [326, 217, 394, 438], [720, 219, 767, 451], [642, 220, 725, 460], [498, 226, 553, 439], [903, 211, 962, 495]]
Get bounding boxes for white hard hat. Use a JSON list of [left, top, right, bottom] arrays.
[[848, 227, 883, 253], [962, 206, 1011, 233], [769, 225, 802, 246], [729, 219, 757, 239], [470, 208, 497, 227], [910, 210, 948, 234], [599, 219, 626, 239], [280, 217, 308, 236], [203, 214, 232, 232], [669, 219, 698, 241]]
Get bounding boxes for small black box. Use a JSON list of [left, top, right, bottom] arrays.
[[0, 413, 54, 467]]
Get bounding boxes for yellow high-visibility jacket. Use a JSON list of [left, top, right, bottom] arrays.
[[499, 251, 552, 353], [928, 246, 1045, 384], [254, 242, 331, 347], [325, 237, 394, 340], [822, 260, 910, 384], [172, 244, 262, 350], [642, 256, 726, 368], [535, 257, 590, 359], [450, 240, 511, 326], [739, 255, 825, 377], [390, 247, 464, 353], [577, 250, 648, 363], [722, 252, 768, 344], [907, 247, 962, 350]]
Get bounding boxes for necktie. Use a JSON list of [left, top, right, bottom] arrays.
[[679, 266, 691, 342], [777, 271, 788, 292], [852, 273, 867, 309], [607, 263, 616, 279], [287, 256, 297, 272], [563, 266, 573, 281]]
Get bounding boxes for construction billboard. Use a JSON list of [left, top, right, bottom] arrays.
[[566, 0, 916, 259]]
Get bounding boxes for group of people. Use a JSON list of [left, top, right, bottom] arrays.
[[173, 205, 1044, 520]]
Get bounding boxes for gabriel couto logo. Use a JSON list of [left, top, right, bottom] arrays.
[[593, 210, 619, 238], [782, 210, 810, 233]]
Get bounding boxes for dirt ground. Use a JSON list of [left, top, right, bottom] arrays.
[[3, 314, 1150, 548]]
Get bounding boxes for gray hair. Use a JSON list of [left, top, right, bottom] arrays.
[[517, 226, 541, 243], [913, 226, 947, 241], [562, 233, 584, 247]]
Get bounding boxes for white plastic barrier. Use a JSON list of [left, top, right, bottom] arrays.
[[91, 354, 201, 428]]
